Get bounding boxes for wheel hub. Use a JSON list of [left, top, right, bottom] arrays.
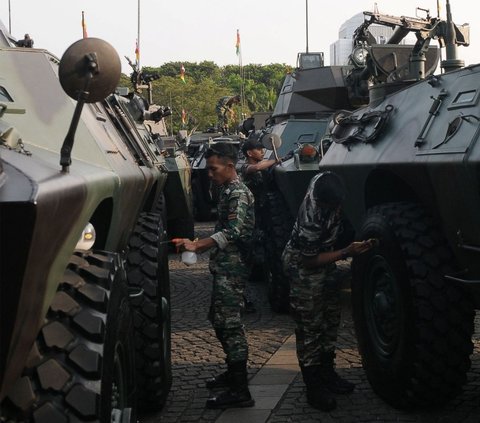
[[365, 256, 400, 359]]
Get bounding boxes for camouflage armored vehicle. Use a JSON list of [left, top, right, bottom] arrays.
[[0, 32, 172, 421], [124, 62, 195, 240]]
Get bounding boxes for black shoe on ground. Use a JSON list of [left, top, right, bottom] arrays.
[[205, 371, 230, 389], [322, 368, 355, 394], [306, 387, 336, 411], [206, 389, 255, 409]]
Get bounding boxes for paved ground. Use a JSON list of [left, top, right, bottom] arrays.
[[142, 222, 480, 423]]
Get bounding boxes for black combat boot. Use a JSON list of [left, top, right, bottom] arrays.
[[206, 361, 255, 409], [301, 364, 336, 411], [318, 351, 355, 394], [205, 369, 230, 389]]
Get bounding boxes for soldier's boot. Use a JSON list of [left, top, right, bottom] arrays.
[[301, 364, 336, 412], [205, 370, 230, 389], [318, 352, 355, 394], [206, 361, 255, 409]]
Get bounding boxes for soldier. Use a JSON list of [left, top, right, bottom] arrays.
[[16, 34, 34, 48], [239, 137, 280, 284], [173, 142, 255, 409], [216, 95, 241, 134], [282, 172, 375, 411]]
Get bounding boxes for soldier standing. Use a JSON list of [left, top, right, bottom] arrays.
[[216, 95, 241, 134], [173, 142, 255, 409], [282, 172, 375, 411], [240, 138, 280, 284]]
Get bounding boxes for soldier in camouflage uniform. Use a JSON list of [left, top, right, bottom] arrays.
[[282, 172, 375, 411], [173, 142, 255, 409], [216, 95, 241, 134], [240, 138, 280, 283]]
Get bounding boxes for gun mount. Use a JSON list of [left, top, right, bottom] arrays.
[[347, 1, 469, 105]]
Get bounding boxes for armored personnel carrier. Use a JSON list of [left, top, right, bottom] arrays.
[[258, 50, 366, 312], [265, 0, 477, 409], [319, 2, 476, 409], [124, 62, 195, 240], [0, 31, 172, 421]]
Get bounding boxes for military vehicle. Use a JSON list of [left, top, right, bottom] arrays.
[[321, 2, 476, 409], [258, 49, 364, 312], [0, 32, 172, 422], [125, 61, 195, 240], [264, 0, 478, 410]]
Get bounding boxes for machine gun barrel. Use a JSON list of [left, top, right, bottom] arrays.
[[364, 11, 431, 32]]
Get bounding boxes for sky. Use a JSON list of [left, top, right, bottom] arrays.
[[1, 0, 478, 74]]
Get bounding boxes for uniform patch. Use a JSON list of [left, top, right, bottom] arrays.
[[228, 213, 237, 220]]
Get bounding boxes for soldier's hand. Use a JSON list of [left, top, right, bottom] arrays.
[[172, 238, 197, 253], [345, 239, 377, 257]]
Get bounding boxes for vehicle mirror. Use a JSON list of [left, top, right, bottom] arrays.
[[262, 133, 282, 150], [59, 38, 121, 103]]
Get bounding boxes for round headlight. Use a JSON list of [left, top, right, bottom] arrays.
[[76, 222, 96, 250]]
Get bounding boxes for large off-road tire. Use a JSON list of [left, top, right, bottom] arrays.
[[126, 212, 172, 412], [1, 251, 136, 422], [264, 190, 294, 313], [352, 202, 474, 409]]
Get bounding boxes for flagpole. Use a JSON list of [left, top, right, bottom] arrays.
[[137, 0, 141, 71], [237, 29, 245, 125], [305, 0, 309, 53]]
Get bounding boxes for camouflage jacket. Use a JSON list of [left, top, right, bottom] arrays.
[[210, 178, 255, 261], [239, 163, 267, 210], [284, 188, 343, 269]]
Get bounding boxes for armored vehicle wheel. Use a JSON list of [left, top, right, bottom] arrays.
[[352, 202, 474, 409], [152, 193, 167, 229], [126, 212, 172, 411], [1, 251, 136, 422], [265, 190, 293, 313]]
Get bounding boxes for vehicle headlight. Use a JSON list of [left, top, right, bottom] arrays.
[[76, 222, 96, 250], [298, 143, 319, 163]]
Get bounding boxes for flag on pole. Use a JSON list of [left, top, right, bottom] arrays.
[[181, 108, 187, 125], [135, 39, 140, 63], [180, 64, 186, 83], [235, 29, 241, 55], [82, 11, 88, 38]]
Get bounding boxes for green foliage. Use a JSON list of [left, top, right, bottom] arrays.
[[120, 61, 291, 134]]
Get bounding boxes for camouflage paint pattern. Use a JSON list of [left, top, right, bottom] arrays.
[[282, 173, 343, 367], [240, 163, 268, 264], [209, 178, 254, 363]]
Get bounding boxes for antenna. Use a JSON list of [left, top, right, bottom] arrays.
[[8, 0, 11, 33]]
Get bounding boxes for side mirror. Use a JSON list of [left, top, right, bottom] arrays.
[[58, 38, 121, 172], [262, 133, 282, 151], [59, 38, 121, 103]]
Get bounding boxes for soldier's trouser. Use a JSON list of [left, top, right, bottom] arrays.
[[290, 265, 340, 367], [209, 270, 249, 364]]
